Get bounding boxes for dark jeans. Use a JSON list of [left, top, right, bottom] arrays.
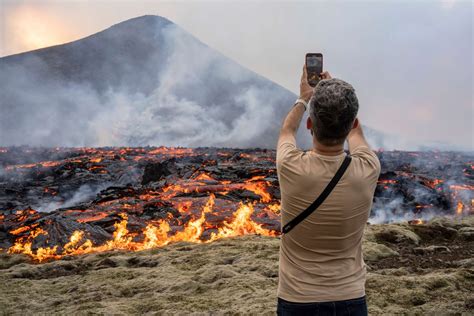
[[277, 296, 368, 316]]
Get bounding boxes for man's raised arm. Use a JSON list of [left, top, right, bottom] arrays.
[[278, 66, 312, 147], [278, 101, 306, 147]]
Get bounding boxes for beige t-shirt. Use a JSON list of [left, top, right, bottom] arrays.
[[276, 141, 381, 302]]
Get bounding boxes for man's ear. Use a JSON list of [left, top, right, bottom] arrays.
[[306, 117, 314, 136], [352, 117, 359, 129], [306, 117, 313, 130]]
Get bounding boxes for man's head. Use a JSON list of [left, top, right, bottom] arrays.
[[307, 78, 359, 146]]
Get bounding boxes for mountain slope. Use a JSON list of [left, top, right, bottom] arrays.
[[0, 15, 302, 148], [1, 15, 173, 95]]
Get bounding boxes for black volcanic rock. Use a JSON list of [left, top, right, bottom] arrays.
[[141, 159, 178, 185]]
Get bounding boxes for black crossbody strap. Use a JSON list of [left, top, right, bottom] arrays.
[[281, 154, 352, 234]]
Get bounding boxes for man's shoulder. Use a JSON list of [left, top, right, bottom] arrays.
[[276, 142, 303, 165], [350, 145, 381, 177]]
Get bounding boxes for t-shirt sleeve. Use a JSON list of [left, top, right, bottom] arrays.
[[276, 141, 303, 175], [350, 145, 381, 180]]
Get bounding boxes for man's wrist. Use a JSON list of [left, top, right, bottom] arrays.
[[299, 96, 311, 103], [294, 98, 308, 111]]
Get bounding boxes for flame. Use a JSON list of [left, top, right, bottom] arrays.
[[90, 157, 102, 163], [43, 187, 57, 195], [143, 222, 170, 249], [266, 203, 281, 214], [209, 203, 278, 241], [242, 177, 272, 202], [8, 227, 61, 262], [7, 194, 277, 262], [456, 201, 463, 215], [106, 213, 134, 249], [194, 173, 215, 181]]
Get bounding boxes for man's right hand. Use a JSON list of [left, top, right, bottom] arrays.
[[320, 71, 332, 80]]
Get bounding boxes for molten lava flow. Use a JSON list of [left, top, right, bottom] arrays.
[[379, 179, 397, 184], [5, 160, 62, 170], [450, 184, 474, 191], [149, 147, 194, 156], [426, 179, 444, 189], [90, 157, 102, 163], [2, 146, 472, 263], [76, 212, 109, 223], [456, 201, 463, 215], [194, 173, 215, 181], [408, 219, 424, 225], [6, 194, 278, 262], [449, 184, 473, 215]]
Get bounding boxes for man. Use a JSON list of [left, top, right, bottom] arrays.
[[276, 65, 381, 315]]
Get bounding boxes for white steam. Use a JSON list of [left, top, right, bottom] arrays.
[[33, 183, 111, 213]]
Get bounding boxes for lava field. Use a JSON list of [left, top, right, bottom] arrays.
[[0, 146, 472, 262]]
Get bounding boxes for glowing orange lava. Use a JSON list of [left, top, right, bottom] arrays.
[[7, 194, 278, 262]]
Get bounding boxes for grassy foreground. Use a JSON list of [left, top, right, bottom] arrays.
[[1, 216, 473, 315]]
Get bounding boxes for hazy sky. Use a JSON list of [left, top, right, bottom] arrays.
[[0, 0, 472, 149]]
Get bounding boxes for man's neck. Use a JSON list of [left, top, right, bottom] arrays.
[[312, 139, 345, 156]]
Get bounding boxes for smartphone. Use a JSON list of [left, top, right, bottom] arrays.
[[305, 53, 323, 87]]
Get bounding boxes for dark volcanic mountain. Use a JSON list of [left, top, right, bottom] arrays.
[[1, 15, 305, 148]]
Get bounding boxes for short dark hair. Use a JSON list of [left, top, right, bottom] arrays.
[[309, 78, 359, 146]]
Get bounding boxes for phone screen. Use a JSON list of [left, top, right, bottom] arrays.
[[306, 54, 323, 87]]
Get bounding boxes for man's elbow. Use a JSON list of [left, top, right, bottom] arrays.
[[280, 125, 296, 137]]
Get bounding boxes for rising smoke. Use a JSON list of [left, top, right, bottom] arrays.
[[0, 17, 299, 149], [0, 16, 465, 151]]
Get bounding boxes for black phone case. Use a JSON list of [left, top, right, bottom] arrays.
[[306, 54, 323, 87]]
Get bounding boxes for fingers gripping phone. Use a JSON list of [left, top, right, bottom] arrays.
[[306, 53, 323, 87]]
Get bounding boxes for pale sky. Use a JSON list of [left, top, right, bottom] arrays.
[[0, 0, 472, 149]]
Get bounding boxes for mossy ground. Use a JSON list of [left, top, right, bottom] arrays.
[[1, 216, 473, 315]]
